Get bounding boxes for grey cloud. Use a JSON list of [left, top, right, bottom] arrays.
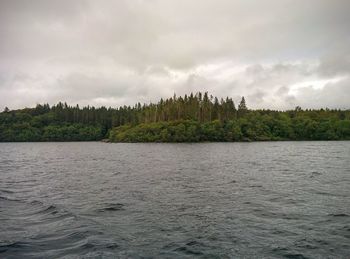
[[274, 86, 297, 108], [247, 90, 266, 105], [0, 0, 350, 110], [275, 86, 289, 96], [245, 65, 264, 76], [144, 66, 171, 77], [319, 56, 350, 77], [293, 77, 350, 109], [2, 0, 349, 67]]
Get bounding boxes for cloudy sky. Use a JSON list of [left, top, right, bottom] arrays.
[[1, 0, 349, 110]]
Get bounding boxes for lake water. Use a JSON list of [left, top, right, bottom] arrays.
[[0, 142, 349, 258]]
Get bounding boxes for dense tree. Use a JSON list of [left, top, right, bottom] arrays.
[[0, 92, 349, 142]]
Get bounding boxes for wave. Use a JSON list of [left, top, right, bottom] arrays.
[[96, 203, 125, 212], [0, 198, 118, 258], [328, 213, 349, 217]]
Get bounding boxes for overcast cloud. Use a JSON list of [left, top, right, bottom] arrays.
[[0, 0, 349, 110]]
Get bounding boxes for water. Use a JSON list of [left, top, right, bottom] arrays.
[[0, 142, 349, 258]]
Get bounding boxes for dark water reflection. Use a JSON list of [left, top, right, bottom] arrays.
[[0, 142, 349, 258]]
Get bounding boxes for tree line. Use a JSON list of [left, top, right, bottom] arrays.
[[0, 92, 349, 142]]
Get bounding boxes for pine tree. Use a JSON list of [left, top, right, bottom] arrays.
[[237, 96, 248, 118]]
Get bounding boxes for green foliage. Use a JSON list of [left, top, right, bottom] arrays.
[[42, 124, 102, 141], [1, 92, 350, 142], [109, 112, 350, 143], [109, 121, 201, 142]]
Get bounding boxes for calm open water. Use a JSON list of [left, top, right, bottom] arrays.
[[0, 142, 349, 258]]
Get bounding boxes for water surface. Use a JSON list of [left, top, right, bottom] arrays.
[[0, 142, 349, 258]]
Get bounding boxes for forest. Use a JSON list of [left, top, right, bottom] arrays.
[[1, 92, 350, 142]]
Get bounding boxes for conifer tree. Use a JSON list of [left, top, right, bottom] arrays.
[[237, 96, 248, 118]]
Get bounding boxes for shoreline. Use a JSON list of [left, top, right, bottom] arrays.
[[0, 139, 349, 143]]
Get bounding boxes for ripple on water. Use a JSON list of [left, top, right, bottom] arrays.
[[0, 197, 119, 258], [0, 141, 349, 258], [96, 203, 126, 212]]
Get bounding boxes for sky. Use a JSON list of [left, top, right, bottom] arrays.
[[0, 0, 349, 111]]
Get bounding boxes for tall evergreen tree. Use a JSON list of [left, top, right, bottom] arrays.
[[237, 96, 248, 118]]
